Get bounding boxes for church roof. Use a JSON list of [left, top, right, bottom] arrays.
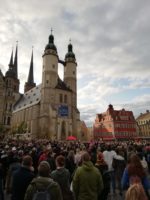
[[13, 84, 41, 112], [55, 76, 72, 91]]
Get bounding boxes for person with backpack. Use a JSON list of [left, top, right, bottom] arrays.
[[51, 155, 74, 200], [24, 161, 63, 200], [121, 153, 150, 198]]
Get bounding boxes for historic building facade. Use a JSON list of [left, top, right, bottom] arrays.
[[136, 110, 150, 139], [0, 33, 81, 139], [0, 46, 20, 133], [93, 104, 137, 140]]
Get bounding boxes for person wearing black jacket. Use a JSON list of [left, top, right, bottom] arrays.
[[11, 155, 35, 200]]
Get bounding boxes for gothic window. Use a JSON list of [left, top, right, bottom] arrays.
[[7, 117, 11, 125], [4, 117, 6, 125], [8, 80, 11, 86], [64, 94, 67, 103], [9, 104, 12, 111], [59, 94, 63, 103]]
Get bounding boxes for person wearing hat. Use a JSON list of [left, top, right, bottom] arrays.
[[25, 161, 63, 200]]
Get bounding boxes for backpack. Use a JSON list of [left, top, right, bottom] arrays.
[[32, 184, 51, 200]]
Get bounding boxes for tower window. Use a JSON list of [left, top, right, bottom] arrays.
[[73, 71, 75, 75], [4, 117, 6, 125], [52, 64, 55, 69], [46, 80, 49, 84], [7, 117, 11, 125], [59, 94, 63, 103], [64, 95, 67, 103], [9, 104, 12, 111]]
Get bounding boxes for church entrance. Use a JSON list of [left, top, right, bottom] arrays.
[[61, 121, 66, 140]]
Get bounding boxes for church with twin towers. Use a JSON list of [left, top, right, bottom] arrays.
[[0, 32, 81, 139]]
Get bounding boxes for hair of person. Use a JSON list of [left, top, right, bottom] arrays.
[[67, 150, 74, 159], [56, 155, 65, 167], [125, 183, 148, 200], [81, 152, 91, 162], [38, 161, 50, 177], [22, 155, 33, 167], [127, 154, 145, 178]]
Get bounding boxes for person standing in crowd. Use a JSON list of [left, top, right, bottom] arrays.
[[65, 150, 76, 179], [74, 148, 82, 166], [5, 156, 21, 194], [73, 152, 103, 200], [103, 144, 116, 193], [125, 183, 148, 200], [25, 161, 63, 200], [0, 162, 4, 200], [121, 153, 150, 198], [112, 146, 126, 196], [11, 155, 35, 200], [51, 155, 74, 200], [95, 151, 110, 200]]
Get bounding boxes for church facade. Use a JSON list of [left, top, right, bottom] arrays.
[[0, 33, 81, 139]]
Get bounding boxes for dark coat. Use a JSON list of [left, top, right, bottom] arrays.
[[51, 167, 74, 200], [24, 176, 63, 200], [11, 166, 34, 200]]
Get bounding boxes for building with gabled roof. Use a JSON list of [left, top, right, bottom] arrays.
[[93, 104, 137, 140], [136, 110, 150, 139]]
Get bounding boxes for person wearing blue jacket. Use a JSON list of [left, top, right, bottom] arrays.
[[121, 154, 150, 198]]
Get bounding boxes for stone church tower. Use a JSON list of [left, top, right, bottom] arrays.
[[11, 32, 80, 139], [0, 45, 20, 132]]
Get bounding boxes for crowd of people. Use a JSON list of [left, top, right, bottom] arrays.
[[0, 138, 150, 200]]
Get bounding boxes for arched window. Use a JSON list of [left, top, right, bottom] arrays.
[[7, 117, 11, 125], [64, 94, 67, 103], [59, 94, 63, 103]]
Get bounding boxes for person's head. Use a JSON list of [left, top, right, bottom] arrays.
[[81, 152, 91, 163], [38, 161, 51, 177], [67, 150, 74, 159], [128, 153, 145, 178], [22, 155, 33, 168], [56, 155, 65, 167], [125, 183, 148, 200]]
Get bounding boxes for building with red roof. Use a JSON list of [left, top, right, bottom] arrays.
[[93, 104, 137, 140]]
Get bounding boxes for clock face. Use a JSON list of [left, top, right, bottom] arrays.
[[58, 105, 68, 117]]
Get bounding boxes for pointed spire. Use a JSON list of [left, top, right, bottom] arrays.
[[9, 48, 13, 68], [24, 48, 36, 93], [27, 48, 34, 84], [14, 41, 18, 78]]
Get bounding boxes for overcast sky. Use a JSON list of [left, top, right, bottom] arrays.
[[0, 0, 150, 126]]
